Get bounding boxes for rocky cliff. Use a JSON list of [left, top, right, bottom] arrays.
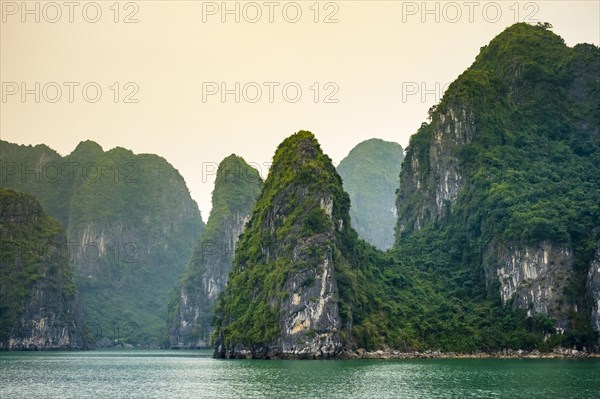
[[588, 240, 600, 344], [484, 240, 574, 328], [396, 23, 600, 343], [168, 155, 261, 348], [0, 141, 204, 345], [337, 139, 404, 250], [212, 25, 599, 357], [213, 131, 376, 359], [396, 106, 474, 234], [0, 188, 88, 350]]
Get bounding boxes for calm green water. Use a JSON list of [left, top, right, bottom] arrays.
[[1, 350, 599, 398]]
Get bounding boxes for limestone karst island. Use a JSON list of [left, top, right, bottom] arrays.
[[2, 19, 599, 399]]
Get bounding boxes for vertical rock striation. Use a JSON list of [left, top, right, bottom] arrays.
[[395, 23, 600, 338], [0, 140, 204, 345], [0, 188, 87, 350], [168, 155, 261, 348], [397, 106, 475, 235], [484, 241, 574, 327], [587, 240, 600, 339], [213, 131, 365, 359]]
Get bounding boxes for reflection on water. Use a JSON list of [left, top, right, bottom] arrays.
[[1, 350, 599, 398]]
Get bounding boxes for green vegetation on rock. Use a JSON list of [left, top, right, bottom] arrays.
[[215, 24, 600, 356], [213, 132, 341, 351], [0, 141, 204, 345], [2, 22, 598, 355], [212, 132, 436, 356], [395, 23, 600, 350], [0, 188, 87, 349], [337, 139, 404, 250], [167, 155, 261, 348]]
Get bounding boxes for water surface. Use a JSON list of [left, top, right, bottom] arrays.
[[1, 350, 599, 398]]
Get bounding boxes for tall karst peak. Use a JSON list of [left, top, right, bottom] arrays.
[[168, 155, 261, 348], [337, 138, 404, 250], [70, 140, 104, 157], [396, 22, 600, 344], [0, 188, 88, 350], [213, 130, 367, 359]]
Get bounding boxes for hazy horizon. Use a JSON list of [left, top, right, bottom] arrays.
[[2, 1, 599, 217]]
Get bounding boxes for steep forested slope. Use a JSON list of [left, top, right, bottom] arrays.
[[396, 23, 600, 350], [168, 155, 261, 348], [338, 139, 404, 250], [0, 141, 204, 345], [215, 23, 600, 356], [0, 188, 87, 349]]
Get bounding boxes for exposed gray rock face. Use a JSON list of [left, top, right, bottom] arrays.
[[394, 30, 600, 338], [279, 223, 342, 358], [429, 108, 475, 214], [169, 155, 261, 348], [0, 188, 88, 350], [4, 285, 87, 350], [396, 105, 475, 236], [213, 132, 356, 359], [402, 103, 580, 325], [587, 241, 600, 335], [169, 212, 250, 348], [484, 241, 574, 327], [0, 140, 204, 345]]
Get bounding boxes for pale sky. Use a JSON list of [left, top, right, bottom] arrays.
[[1, 1, 599, 218]]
